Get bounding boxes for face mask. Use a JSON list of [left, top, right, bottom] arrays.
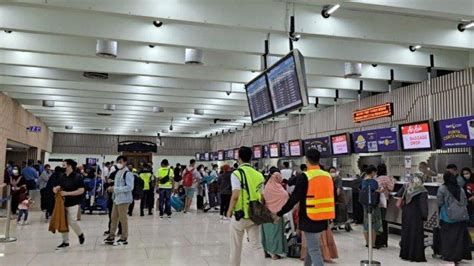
[[464, 174, 471, 179], [330, 173, 337, 178], [116, 163, 124, 170], [12, 169, 19, 175]]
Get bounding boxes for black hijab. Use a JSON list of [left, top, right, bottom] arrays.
[[443, 171, 461, 201]]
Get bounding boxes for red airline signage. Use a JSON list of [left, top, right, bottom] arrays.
[[353, 103, 393, 123]]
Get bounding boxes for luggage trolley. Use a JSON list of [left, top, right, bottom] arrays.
[[333, 187, 353, 232]]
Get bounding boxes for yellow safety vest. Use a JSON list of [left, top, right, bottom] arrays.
[[232, 164, 264, 219], [157, 167, 174, 189]]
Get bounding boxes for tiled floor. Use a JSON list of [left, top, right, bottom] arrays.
[[0, 207, 464, 265]]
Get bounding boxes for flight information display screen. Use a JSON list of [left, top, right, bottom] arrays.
[[245, 75, 273, 123], [218, 150, 224, 161], [267, 55, 303, 114]]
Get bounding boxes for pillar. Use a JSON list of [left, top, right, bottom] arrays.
[[0, 134, 6, 184]]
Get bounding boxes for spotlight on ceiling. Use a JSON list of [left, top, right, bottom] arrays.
[[243, 123, 246, 129], [152, 106, 164, 113], [4, 30, 12, 33], [186, 117, 191, 121], [289, 33, 301, 42], [321, 4, 341, 18], [194, 109, 205, 115], [458, 21, 474, 32], [371, 64, 378, 67], [65, 125, 73, 130], [104, 104, 116, 111], [153, 20, 163, 27], [42, 100, 55, 108], [204, 134, 208, 138], [149, 44, 155, 48], [409, 45, 422, 52]]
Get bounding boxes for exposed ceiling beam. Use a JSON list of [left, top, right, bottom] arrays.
[[0, 5, 470, 70], [0, 31, 428, 81], [5, 1, 473, 50]]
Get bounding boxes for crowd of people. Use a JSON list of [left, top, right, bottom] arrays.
[[2, 152, 473, 265]]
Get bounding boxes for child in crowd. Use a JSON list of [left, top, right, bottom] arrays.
[[17, 194, 34, 225]]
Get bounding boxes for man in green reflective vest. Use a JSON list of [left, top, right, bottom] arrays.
[[157, 159, 174, 219], [226, 146, 265, 266]]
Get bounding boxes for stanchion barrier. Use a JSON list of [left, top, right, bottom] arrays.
[[0, 185, 17, 243]]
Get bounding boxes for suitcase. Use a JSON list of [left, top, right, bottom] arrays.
[[171, 195, 184, 212]]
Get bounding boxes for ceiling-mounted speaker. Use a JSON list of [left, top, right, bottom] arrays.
[[185, 48, 203, 65], [344, 62, 362, 78], [96, 40, 118, 58], [42, 100, 55, 107], [104, 104, 116, 111], [152, 106, 164, 113], [194, 109, 205, 115]]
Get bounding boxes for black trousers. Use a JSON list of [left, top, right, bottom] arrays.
[[128, 200, 135, 216], [375, 207, 388, 247], [140, 189, 154, 215], [219, 194, 231, 216]]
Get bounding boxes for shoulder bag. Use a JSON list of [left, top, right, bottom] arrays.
[[238, 169, 273, 225]]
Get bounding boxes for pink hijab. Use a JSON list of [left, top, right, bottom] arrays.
[[264, 172, 289, 213]]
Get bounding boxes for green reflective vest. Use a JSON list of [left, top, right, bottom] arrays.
[[232, 164, 264, 219], [157, 167, 174, 189], [139, 172, 153, 191]]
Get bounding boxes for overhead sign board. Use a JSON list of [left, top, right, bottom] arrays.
[[353, 103, 393, 123]]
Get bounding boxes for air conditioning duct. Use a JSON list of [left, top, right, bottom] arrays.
[[42, 100, 55, 108], [344, 62, 362, 78], [104, 104, 116, 111], [83, 72, 109, 80], [185, 48, 203, 65], [194, 109, 205, 115], [96, 40, 118, 58]]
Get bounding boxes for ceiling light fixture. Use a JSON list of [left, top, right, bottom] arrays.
[[194, 109, 205, 115], [153, 20, 163, 27], [322, 4, 341, 18], [371, 64, 378, 67], [104, 104, 116, 111], [4, 30, 12, 33], [152, 106, 164, 113], [42, 100, 55, 108], [458, 21, 474, 32], [226, 83, 233, 96], [65, 125, 73, 130], [149, 44, 155, 48], [409, 45, 422, 52]]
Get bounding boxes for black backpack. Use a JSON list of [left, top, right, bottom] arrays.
[[132, 174, 144, 200]]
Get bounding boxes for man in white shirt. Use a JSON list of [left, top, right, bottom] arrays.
[[280, 162, 293, 181]]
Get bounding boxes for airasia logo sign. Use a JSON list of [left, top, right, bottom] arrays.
[[407, 124, 423, 134]]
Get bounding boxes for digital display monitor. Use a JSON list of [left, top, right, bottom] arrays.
[[234, 148, 240, 160], [211, 152, 219, 161], [245, 75, 273, 123], [399, 121, 434, 151], [266, 50, 308, 116], [352, 127, 399, 153], [218, 150, 224, 161], [226, 150, 234, 160], [331, 133, 351, 155], [289, 139, 303, 157], [204, 152, 210, 161], [437, 115, 474, 148], [195, 153, 200, 161], [269, 143, 280, 158], [253, 145, 262, 159], [303, 137, 331, 157], [263, 145, 269, 158], [280, 142, 289, 157]]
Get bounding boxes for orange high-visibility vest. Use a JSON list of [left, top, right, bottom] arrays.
[[305, 165, 335, 221]]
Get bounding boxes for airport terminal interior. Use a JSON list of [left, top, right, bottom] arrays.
[[0, 0, 473, 265]]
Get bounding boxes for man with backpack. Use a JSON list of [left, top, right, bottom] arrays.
[[139, 163, 154, 216], [276, 148, 335, 266], [182, 159, 201, 214], [104, 156, 134, 246], [157, 159, 174, 219]]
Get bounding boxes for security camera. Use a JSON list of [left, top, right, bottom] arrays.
[[289, 33, 301, 42], [169, 124, 173, 131], [226, 91, 232, 96], [153, 20, 163, 28]]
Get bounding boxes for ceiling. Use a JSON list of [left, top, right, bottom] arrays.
[[0, 0, 473, 137]]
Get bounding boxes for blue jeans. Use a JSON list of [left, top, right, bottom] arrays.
[[304, 232, 323, 266], [17, 209, 28, 222], [159, 188, 172, 216]]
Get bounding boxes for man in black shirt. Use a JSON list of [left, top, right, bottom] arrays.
[[53, 159, 85, 249]]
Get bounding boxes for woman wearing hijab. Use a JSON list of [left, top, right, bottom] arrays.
[[261, 167, 289, 260], [437, 171, 472, 263], [397, 173, 428, 262]]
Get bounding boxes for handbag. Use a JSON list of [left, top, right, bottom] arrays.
[[445, 194, 469, 222], [238, 169, 273, 225]]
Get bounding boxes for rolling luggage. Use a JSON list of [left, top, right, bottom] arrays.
[[171, 195, 184, 212]]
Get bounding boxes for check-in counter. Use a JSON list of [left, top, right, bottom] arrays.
[[386, 181, 441, 232]]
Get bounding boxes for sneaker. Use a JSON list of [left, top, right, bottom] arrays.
[[220, 215, 224, 220], [56, 242, 69, 250], [103, 231, 110, 236], [103, 238, 115, 245], [159, 216, 164, 219], [183, 210, 187, 214], [23, 221, 29, 225], [17, 221, 21, 225], [114, 239, 128, 246], [78, 233, 85, 245], [167, 215, 171, 219]]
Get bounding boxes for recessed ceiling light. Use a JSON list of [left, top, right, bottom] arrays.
[[153, 20, 163, 27]]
